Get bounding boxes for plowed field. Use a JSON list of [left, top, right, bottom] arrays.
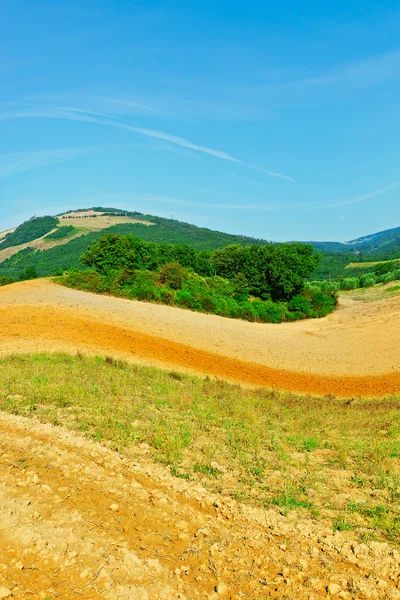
[[2, 411, 400, 599], [0, 279, 399, 397]]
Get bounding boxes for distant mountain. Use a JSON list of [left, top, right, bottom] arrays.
[[345, 225, 400, 256], [308, 226, 400, 279], [307, 225, 400, 256], [306, 241, 348, 252]]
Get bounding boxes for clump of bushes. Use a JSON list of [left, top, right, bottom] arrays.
[[159, 262, 188, 290], [313, 258, 400, 293], [339, 277, 359, 291], [0, 275, 15, 286], [58, 267, 338, 324], [80, 233, 320, 302], [55, 232, 337, 324], [19, 266, 37, 281], [359, 273, 376, 288], [377, 268, 400, 285]]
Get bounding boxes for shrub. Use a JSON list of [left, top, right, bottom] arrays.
[[288, 294, 311, 314], [159, 287, 175, 305], [175, 290, 201, 310], [0, 275, 15, 286], [252, 300, 284, 323], [59, 271, 105, 292], [114, 268, 136, 287], [207, 276, 234, 297], [308, 280, 340, 294], [131, 285, 158, 301], [391, 269, 400, 281], [340, 277, 359, 291], [359, 274, 376, 288], [159, 262, 188, 290], [374, 261, 400, 276], [236, 302, 257, 322], [200, 295, 217, 313], [182, 276, 209, 297], [19, 266, 37, 281], [307, 289, 337, 314], [213, 296, 240, 319]]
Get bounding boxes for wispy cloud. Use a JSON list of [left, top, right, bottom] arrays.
[[0, 147, 93, 179], [88, 181, 400, 211], [22, 94, 160, 115], [308, 181, 400, 209], [0, 105, 293, 181], [293, 50, 400, 89], [105, 98, 159, 113], [58, 106, 140, 126]]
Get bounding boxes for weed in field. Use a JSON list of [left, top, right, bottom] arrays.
[[194, 464, 222, 478], [301, 437, 319, 452], [333, 515, 352, 531]]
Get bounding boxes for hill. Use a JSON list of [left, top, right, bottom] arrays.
[[0, 207, 399, 280], [308, 225, 400, 256], [0, 207, 273, 279], [310, 227, 400, 279], [346, 225, 400, 256]]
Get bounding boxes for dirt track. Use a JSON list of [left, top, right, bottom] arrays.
[[1, 410, 400, 600], [0, 279, 400, 396]]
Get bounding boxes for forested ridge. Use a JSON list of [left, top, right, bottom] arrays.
[[0, 216, 58, 250]]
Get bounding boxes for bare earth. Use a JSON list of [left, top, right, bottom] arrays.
[[1, 281, 400, 598], [0, 228, 16, 243], [1, 411, 400, 600], [0, 279, 400, 397], [58, 210, 153, 230]]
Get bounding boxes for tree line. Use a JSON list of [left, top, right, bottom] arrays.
[[81, 233, 320, 302]]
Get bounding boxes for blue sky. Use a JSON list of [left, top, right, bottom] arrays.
[[1, 0, 400, 241]]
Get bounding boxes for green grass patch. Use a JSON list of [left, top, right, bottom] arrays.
[[0, 353, 399, 545], [385, 285, 400, 293], [44, 225, 80, 242]]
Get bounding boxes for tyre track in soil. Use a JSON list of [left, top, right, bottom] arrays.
[[0, 280, 400, 397], [1, 411, 400, 600]]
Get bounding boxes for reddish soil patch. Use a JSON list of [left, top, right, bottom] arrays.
[[0, 282, 399, 397]]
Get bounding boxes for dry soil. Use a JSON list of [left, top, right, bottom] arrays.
[[0, 279, 399, 397], [1, 411, 400, 599]]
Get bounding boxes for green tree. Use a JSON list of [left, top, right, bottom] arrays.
[[232, 273, 250, 302], [210, 245, 246, 279]]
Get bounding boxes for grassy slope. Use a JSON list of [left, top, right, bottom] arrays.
[[1, 353, 399, 545], [43, 225, 80, 242]]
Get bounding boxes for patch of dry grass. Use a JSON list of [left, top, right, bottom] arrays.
[[0, 353, 399, 544], [341, 281, 400, 303]]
